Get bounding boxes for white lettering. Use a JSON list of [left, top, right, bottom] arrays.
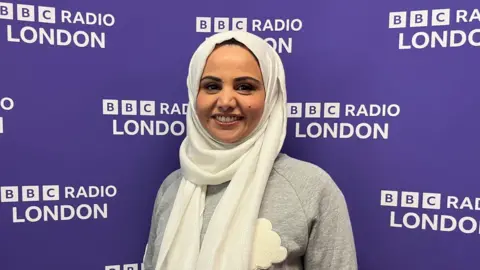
[[13, 207, 26, 223], [295, 122, 306, 138], [251, 19, 303, 32], [264, 37, 292, 54], [344, 104, 400, 117], [440, 215, 456, 232], [460, 197, 474, 210], [61, 10, 72, 23], [403, 212, 420, 229], [447, 196, 459, 209], [459, 217, 477, 234], [61, 205, 75, 220], [399, 29, 480, 49], [295, 122, 389, 139], [7, 25, 20, 42], [26, 206, 42, 222], [447, 196, 480, 210], [388, 211, 480, 234], [64, 186, 117, 198], [65, 187, 74, 199], [112, 120, 185, 136], [73, 12, 85, 24], [11, 204, 108, 223], [0, 97, 14, 111], [399, 33, 412, 49], [61, 11, 115, 26], [456, 9, 480, 23], [421, 214, 438, 230], [6, 25, 106, 48], [159, 103, 188, 115], [389, 211, 402, 228], [171, 103, 181, 115]]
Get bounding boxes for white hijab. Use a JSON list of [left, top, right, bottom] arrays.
[[154, 30, 287, 270]]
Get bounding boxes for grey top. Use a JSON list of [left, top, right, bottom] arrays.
[[144, 153, 358, 270]]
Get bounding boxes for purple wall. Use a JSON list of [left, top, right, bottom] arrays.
[[1, 0, 478, 269]]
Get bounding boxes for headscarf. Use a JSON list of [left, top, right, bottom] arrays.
[[154, 30, 287, 270]]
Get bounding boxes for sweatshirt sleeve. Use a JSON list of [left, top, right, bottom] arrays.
[[303, 178, 358, 270], [143, 184, 164, 270], [143, 170, 181, 270]]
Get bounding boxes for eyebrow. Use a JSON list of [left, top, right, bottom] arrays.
[[234, 76, 261, 84], [200, 76, 261, 84], [200, 76, 222, 83]]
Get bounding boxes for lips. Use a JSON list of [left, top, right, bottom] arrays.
[[215, 115, 241, 122], [211, 114, 244, 127]]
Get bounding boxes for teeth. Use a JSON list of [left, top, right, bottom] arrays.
[[215, 116, 240, 123]]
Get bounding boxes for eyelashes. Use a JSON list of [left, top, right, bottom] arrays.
[[237, 83, 256, 91], [201, 82, 258, 92], [204, 83, 221, 91]]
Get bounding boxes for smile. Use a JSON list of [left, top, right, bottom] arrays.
[[212, 115, 244, 125]]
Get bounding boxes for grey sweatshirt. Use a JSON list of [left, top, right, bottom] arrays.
[[143, 153, 358, 270]]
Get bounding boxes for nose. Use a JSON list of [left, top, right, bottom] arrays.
[[217, 87, 236, 112]]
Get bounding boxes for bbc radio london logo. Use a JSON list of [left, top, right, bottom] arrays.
[[288, 102, 400, 140], [105, 262, 144, 270], [0, 96, 14, 135], [196, 17, 303, 54], [0, 2, 116, 48], [0, 184, 117, 223], [102, 99, 187, 136], [388, 8, 480, 49], [380, 190, 480, 235]]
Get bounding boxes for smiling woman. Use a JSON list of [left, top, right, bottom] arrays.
[[196, 38, 265, 144], [143, 31, 357, 270]]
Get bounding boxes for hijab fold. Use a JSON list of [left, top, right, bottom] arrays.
[[153, 30, 287, 270]]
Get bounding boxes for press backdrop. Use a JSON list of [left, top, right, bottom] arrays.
[[1, 0, 479, 269]]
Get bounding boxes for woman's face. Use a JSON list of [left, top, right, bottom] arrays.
[[196, 45, 265, 144]]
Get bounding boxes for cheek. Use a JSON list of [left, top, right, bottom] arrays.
[[246, 99, 265, 117], [196, 93, 212, 117]]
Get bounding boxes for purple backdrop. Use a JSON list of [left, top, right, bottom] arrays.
[[1, 0, 479, 269]]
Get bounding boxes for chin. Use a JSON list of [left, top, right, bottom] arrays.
[[207, 127, 249, 144], [216, 136, 240, 144], [212, 132, 242, 144]]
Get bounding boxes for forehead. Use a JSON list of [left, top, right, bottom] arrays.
[[202, 45, 262, 79]]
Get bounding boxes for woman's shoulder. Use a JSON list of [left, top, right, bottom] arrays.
[[271, 153, 347, 217], [272, 152, 338, 188], [155, 169, 183, 200]]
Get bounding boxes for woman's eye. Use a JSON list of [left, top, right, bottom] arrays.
[[205, 83, 220, 91], [237, 84, 255, 91]]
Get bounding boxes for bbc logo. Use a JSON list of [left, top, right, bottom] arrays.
[[287, 102, 340, 118], [196, 17, 247, 33], [102, 99, 155, 116], [388, 9, 450, 28], [0, 185, 60, 202], [380, 190, 441, 210], [105, 263, 144, 270], [0, 2, 56, 23]]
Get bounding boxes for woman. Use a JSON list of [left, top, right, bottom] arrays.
[[143, 30, 357, 270]]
